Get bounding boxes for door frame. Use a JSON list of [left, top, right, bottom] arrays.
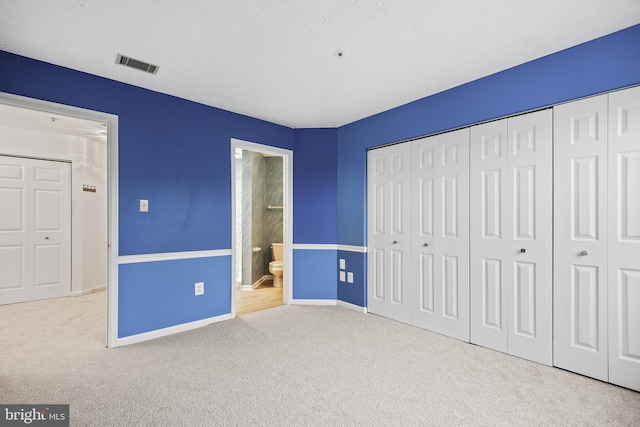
[[230, 138, 293, 315], [0, 91, 119, 348]]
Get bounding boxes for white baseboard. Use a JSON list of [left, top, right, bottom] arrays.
[[70, 286, 106, 297], [337, 300, 367, 313], [241, 275, 274, 291], [291, 299, 337, 306], [115, 313, 232, 347], [291, 300, 366, 312]]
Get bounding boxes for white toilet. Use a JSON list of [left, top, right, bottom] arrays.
[[269, 243, 284, 288]]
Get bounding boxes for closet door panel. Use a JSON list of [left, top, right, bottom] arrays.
[[608, 86, 640, 392], [412, 128, 469, 341], [553, 94, 608, 381], [507, 110, 553, 366], [470, 119, 509, 352], [413, 139, 436, 317], [436, 129, 470, 342], [367, 143, 412, 324], [440, 129, 469, 341]]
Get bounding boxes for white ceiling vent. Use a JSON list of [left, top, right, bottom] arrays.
[[116, 54, 159, 74]]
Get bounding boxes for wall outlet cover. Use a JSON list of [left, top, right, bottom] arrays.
[[195, 282, 204, 296], [347, 272, 354, 283]]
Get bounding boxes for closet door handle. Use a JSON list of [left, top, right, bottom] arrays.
[[520, 248, 526, 253], [423, 243, 429, 247], [45, 236, 50, 240], [392, 240, 398, 244], [579, 250, 588, 256]]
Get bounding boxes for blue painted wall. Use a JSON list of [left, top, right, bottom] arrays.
[[0, 51, 294, 337], [118, 257, 231, 337], [0, 51, 294, 254], [292, 250, 337, 300], [336, 24, 640, 306], [291, 128, 338, 300], [293, 128, 337, 244], [337, 251, 366, 307]]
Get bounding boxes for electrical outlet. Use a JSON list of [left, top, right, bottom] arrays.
[[195, 282, 204, 296], [139, 199, 149, 212]]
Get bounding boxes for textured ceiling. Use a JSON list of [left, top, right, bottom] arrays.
[[0, 1, 639, 128]]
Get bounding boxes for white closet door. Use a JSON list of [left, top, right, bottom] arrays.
[[29, 158, 71, 301], [367, 143, 412, 324], [0, 156, 71, 305], [470, 110, 553, 365], [470, 119, 509, 353], [507, 110, 553, 366], [411, 128, 470, 341], [553, 95, 609, 381], [0, 156, 29, 304], [608, 86, 640, 392]]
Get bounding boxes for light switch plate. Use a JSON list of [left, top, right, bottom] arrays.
[[347, 272, 354, 283], [339, 271, 346, 282], [339, 259, 346, 269], [140, 199, 149, 212]]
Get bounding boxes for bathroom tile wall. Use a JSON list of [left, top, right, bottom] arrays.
[[235, 157, 242, 287], [241, 151, 253, 288], [264, 156, 283, 272], [250, 151, 266, 285]]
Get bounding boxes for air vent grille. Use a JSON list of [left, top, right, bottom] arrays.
[[116, 54, 159, 75]]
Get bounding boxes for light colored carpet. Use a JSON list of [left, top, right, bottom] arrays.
[[0, 291, 638, 426]]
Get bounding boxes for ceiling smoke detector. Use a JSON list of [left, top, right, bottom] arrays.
[[116, 54, 159, 74]]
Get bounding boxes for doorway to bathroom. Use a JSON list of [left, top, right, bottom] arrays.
[[230, 139, 293, 316]]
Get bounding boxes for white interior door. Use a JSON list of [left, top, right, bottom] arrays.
[[0, 156, 29, 303], [30, 158, 71, 301], [0, 155, 71, 305], [367, 143, 412, 324], [470, 119, 509, 353], [608, 86, 640, 392], [553, 94, 609, 381], [411, 129, 469, 341], [507, 110, 553, 366]]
